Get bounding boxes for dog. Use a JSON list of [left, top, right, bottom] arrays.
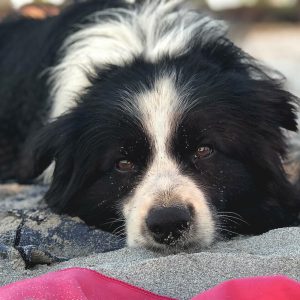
[[0, 0, 299, 252]]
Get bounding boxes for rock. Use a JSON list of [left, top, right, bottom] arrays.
[[0, 184, 125, 268], [0, 211, 22, 246], [0, 243, 25, 271], [16, 209, 125, 266]]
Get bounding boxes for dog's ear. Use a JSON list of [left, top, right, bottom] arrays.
[[244, 61, 297, 134], [18, 114, 81, 211], [254, 74, 298, 133], [18, 111, 103, 213], [247, 71, 299, 163], [198, 38, 298, 133], [207, 39, 298, 132], [18, 124, 54, 182], [17, 115, 75, 181]]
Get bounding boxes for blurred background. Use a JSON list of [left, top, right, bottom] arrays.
[[0, 0, 299, 96]]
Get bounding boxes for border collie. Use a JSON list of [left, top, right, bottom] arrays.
[[0, 0, 299, 252]]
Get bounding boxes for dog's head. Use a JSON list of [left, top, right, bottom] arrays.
[[20, 1, 299, 252], [23, 56, 298, 251]]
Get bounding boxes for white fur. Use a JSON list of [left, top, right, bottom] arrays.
[[123, 75, 215, 249], [49, 0, 225, 119]]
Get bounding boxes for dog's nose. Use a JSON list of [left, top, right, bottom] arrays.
[[146, 206, 191, 245]]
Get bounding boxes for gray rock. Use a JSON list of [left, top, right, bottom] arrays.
[[0, 184, 125, 268], [0, 243, 25, 272]]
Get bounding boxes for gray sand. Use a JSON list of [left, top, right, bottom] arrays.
[[1, 227, 300, 300]]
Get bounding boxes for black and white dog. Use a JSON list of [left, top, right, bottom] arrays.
[[0, 0, 299, 251]]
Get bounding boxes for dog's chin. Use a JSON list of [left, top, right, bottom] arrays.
[[129, 236, 209, 254], [145, 241, 204, 254]]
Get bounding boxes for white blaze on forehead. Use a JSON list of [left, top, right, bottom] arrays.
[[136, 76, 180, 161], [49, 0, 225, 119]]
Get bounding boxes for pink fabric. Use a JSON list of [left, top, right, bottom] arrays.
[[1, 267, 300, 300], [0, 268, 174, 300], [192, 275, 300, 300]]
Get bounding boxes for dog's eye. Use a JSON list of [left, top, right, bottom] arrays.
[[194, 146, 213, 159], [116, 159, 135, 172]]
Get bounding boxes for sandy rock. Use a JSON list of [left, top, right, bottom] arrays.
[[0, 185, 125, 268]]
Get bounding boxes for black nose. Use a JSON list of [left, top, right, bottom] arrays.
[[146, 206, 191, 245]]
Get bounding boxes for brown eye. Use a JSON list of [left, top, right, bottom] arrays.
[[194, 146, 213, 159], [116, 159, 135, 172]]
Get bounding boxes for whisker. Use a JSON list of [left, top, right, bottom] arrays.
[[217, 211, 249, 225], [112, 224, 126, 236], [218, 217, 240, 226], [216, 226, 239, 236], [101, 217, 125, 226]]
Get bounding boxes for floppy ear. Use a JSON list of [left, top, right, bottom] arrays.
[[17, 124, 55, 182], [243, 68, 299, 167], [245, 62, 298, 134], [255, 75, 298, 133], [17, 114, 81, 212], [200, 37, 298, 133], [17, 115, 75, 182], [246, 70, 300, 213], [18, 110, 104, 214], [18, 128, 52, 181]]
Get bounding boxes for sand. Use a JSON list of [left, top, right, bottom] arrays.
[[1, 227, 300, 299]]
